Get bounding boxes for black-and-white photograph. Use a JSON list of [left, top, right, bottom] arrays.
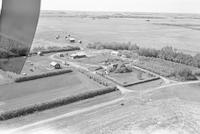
[[0, 0, 200, 133]]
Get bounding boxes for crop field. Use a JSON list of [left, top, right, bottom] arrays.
[[0, 71, 104, 112], [33, 11, 200, 55], [2, 82, 200, 134], [133, 56, 200, 78]]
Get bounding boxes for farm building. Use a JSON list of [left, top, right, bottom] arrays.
[[70, 52, 87, 59], [111, 51, 119, 56], [56, 35, 60, 40], [37, 51, 43, 56], [69, 38, 76, 43], [50, 62, 61, 69], [59, 53, 64, 57], [78, 40, 82, 44]]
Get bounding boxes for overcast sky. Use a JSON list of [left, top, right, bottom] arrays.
[[0, 0, 200, 14], [41, 0, 200, 13]]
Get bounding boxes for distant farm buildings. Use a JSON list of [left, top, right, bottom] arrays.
[[56, 35, 60, 40], [69, 38, 76, 43], [37, 51, 43, 56], [50, 62, 61, 69], [70, 52, 87, 59], [111, 51, 120, 56]]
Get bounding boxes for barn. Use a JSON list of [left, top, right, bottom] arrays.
[[69, 38, 75, 43], [50, 62, 61, 69], [70, 52, 87, 59]]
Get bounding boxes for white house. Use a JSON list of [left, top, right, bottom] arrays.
[[70, 52, 87, 59], [69, 38, 75, 43], [50, 62, 61, 69], [111, 51, 119, 56], [37, 51, 43, 56]]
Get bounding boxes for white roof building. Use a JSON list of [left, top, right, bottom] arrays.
[[50, 62, 61, 69]]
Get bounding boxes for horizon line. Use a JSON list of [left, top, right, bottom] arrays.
[[40, 9, 200, 15]]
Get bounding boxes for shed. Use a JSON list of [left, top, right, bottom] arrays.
[[70, 52, 87, 59], [37, 51, 43, 56], [50, 62, 61, 69], [69, 38, 75, 43], [111, 51, 119, 56]]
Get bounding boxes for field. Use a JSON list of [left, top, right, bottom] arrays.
[[133, 56, 200, 78], [33, 11, 200, 55], [1, 83, 200, 134], [1, 11, 200, 133], [0, 71, 104, 112]]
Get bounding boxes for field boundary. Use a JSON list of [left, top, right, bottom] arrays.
[[15, 69, 73, 82], [30, 46, 80, 55], [0, 87, 118, 121], [123, 77, 160, 87], [98, 72, 160, 87]]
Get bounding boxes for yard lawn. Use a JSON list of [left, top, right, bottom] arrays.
[[108, 71, 152, 85], [21, 54, 53, 75], [0, 71, 104, 111]]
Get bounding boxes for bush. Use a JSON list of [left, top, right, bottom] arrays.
[[171, 68, 197, 81], [87, 42, 139, 51], [114, 63, 132, 73], [0, 87, 117, 121], [87, 41, 200, 69], [194, 71, 200, 76], [15, 69, 73, 82], [31, 46, 80, 54]]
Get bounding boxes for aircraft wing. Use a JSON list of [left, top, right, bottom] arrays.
[[0, 0, 41, 74]]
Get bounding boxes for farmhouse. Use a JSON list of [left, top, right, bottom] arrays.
[[50, 62, 61, 69], [69, 38, 76, 43], [111, 51, 119, 56], [37, 51, 43, 56], [70, 52, 87, 59]]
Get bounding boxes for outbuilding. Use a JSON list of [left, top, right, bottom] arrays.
[[69, 38, 76, 43], [37, 51, 43, 56], [70, 52, 87, 59], [111, 51, 119, 56], [50, 62, 61, 69]]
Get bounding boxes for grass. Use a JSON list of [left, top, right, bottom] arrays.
[[0, 71, 103, 101], [148, 83, 200, 102], [34, 13, 200, 54], [0, 87, 117, 121], [15, 69, 73, 82], [108, 71, 152, 86]]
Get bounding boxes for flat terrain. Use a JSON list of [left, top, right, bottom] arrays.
[[127, 79, 164, 91], [1, 11, 200, 134], [0, 71, 104, 111], [108, 71, 152, 85], [1, 82, 200, 134], [33, 12, 200, 55]]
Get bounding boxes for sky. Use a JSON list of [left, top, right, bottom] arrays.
[[41, 0, 200, 14], [0, 0, 200, 14]]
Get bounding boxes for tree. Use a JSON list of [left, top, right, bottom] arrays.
[[171, 68, 197, 81]]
